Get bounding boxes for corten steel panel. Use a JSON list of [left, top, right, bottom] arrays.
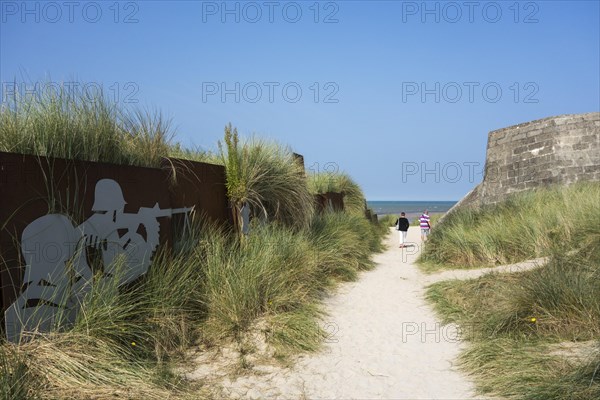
[[326, 192, 344, 212], [314, 194, 326, 213], [292, 153, 305, 173], [161, 157, 230, 227], [0, 152, 229, 328], [314, 192, 344, 213]]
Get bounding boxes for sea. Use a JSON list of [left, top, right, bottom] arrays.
[[366, 201, 457, 221]]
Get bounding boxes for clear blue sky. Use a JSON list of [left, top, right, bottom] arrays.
[[2, 1, 599, 200]]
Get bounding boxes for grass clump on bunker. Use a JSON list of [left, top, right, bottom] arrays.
[[419, 182, 600, 270], [424, 184, 600, 399]]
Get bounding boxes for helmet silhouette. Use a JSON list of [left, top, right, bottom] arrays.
[[92, 179, 127, 211]]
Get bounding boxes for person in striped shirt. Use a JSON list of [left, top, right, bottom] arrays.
[[419, 210, 431, 242]]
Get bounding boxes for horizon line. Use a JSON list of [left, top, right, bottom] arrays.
[[366, 199, 459, 202]]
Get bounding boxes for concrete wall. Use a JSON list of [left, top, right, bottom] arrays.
[[463, 112, 599, 207]]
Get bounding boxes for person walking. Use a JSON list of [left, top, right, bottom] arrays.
[[419, 210, 431, 242], [396, 212, 410, 247]]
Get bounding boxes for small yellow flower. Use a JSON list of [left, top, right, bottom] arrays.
[[131, 341, 136, 347], [530, 317, 537, 323]]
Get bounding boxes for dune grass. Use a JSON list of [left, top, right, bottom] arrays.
[[428, 258, 600, 399], [0, 83, 174, 167], [425, 184, 600, 399], [1, 205, 386, 398], [199, 211, 383, 350], [219, 124, 314, 235], [460, 338, 599, 400], [0, 81, 223, 168], [307, 172, 367, 215], [0, 83, 386, 398], [428, 246, 600, 340], [377, 213, 397, 227], [419, 183, 600, 270]]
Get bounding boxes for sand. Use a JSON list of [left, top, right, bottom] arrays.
[[188, 227, 532, 399]]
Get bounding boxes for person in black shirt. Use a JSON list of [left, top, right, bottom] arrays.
[[396, 212, 410, 248]]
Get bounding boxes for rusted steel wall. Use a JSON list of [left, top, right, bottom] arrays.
[[292, 153, 305, 173], [161, 157, 231, 226], [0, 152, 229, 326], [314, 192, 344, 213]]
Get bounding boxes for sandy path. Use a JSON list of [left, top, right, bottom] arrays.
[[422, 256, 547, 286], [188, 226, 497, 399]]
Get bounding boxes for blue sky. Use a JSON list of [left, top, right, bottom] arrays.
[[1, 0, 599, 200]]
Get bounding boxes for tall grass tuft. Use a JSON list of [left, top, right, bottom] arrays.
[[199, 224, 316, 342], [307, 172, 367, 215], [420, 183, 600, 268], [424, 183, 600, 398], [426, 214, 600, 397], [0, 82, 173, 167], [309, 211, 382, 278], [218, 123, 314, 234], [1, 343, 32, 399], [199, 211, 385, 350]]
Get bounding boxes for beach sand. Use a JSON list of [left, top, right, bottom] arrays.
[[189, 227, 492, 399]]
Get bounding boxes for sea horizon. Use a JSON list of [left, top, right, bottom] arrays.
[[366, 200, 457, 219]]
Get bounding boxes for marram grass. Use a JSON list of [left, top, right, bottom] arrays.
[[0, 82, 385, 399], [0, 84, 173, 167], [307, 172, 367, 215], [1, 191, 384, 399], [420, 182, 600, 269], [199, 212, 383, 348], [425, 186, 600, 399], [219, 124, 314, 234]]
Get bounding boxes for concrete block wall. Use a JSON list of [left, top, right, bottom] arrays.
[[463, 112, 599, 207]]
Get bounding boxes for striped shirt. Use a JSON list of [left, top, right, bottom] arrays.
[[419, 214, 430, 229]]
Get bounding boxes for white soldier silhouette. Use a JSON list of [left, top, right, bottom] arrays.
[[4, 214, 91, 342], [5, 178, 192, 342], [80, 179, 159, 285]]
